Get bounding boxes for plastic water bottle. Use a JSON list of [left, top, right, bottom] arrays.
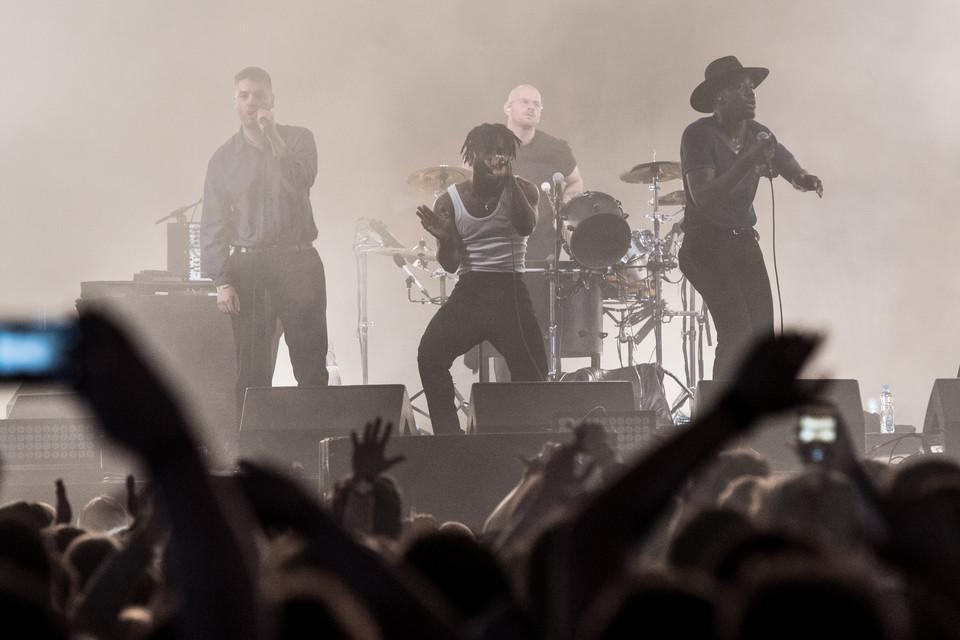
[[326, 346, 342, 386], [879, 385, 894, 434]]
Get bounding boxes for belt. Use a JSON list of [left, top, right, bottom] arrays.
[[685, 225, 758, 239], [233, 242, 314, 255]]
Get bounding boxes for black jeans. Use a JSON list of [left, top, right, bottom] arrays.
[[678, 228, 773, 380], [228, 247, 328, 424], [418, 271, 547, 434]]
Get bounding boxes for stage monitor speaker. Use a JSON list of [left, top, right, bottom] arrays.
[[239, 385, 416, 474], [466, 381, 636, 434], [320, 431, 565, 531], [923, 379, 960, 459], [0, 418, 101, 468], [693, 379, 866, 473]]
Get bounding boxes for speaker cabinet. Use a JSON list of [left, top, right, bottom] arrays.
[[319, 431, 564, 531], [466, 381, 636, 433], [77, 284, 235, 464], [239, 385, 416, 474], [923, 379, 960, 459], [693, 379, 866, 473]]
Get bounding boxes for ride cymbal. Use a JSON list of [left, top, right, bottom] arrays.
[[364, 245, 438, 262], [619, 161, 681, 184], [407, 165, 472, 193]]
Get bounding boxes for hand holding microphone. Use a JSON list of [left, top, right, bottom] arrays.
[[256, 108, 275, 133], [756, 131, 776, 178]]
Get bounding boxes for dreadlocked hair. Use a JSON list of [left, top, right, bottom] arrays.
[[461, 123, 521, 167]]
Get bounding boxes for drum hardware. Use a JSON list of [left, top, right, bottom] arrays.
[[619, 160, 682, 185], [543, 190, 632, 378], [617, 155, 699, 418], [407, 165, 472, 198], [364, 244, 438, 263], [354, 216, 468, 424], [354, 218, 441, 384], [648, 189, 685, 207]]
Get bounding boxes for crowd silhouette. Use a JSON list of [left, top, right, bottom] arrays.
[[1, 309, 958, 639]]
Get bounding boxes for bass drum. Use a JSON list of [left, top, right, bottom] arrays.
[[560, 191, 632, 270]]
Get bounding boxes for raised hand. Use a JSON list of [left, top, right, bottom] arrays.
[[55, 478, 72, 524], [351, 417, 405, 481], [721, 331, 824, 426], [72, 310, 199, 468], [416, 203, 456, 243]]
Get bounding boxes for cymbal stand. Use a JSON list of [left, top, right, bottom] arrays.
[[645, 180, 697, 417], [353, 220, 380, 385]]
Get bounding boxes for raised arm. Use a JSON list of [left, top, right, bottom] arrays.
[[506, 173, 539, 236], [72, 309, 260, 640]]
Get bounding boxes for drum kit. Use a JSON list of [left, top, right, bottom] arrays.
[[353, 157, 710, 417]]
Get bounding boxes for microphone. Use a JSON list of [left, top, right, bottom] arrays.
[[756, 131, 776, 178], [541, 182, 551, 194], [258, 114, 270, 130], [552, 172, 564, 188], [393, 254, 430, 299]]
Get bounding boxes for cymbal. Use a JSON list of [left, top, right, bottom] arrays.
[[648, 190, 685, 207], [407, 165, 472, 193], [365, 245, 437, 261], [620, 161, 681, 184]]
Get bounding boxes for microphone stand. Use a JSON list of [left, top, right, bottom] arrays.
[[548, 183, 564, 381]]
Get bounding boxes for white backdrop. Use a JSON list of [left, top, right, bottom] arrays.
[[2, 0, 958, 432]]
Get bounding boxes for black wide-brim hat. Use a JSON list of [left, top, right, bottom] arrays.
[[690, 55, 769, 113]]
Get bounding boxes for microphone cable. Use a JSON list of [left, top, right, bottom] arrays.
[[763, 172, 785, 335]]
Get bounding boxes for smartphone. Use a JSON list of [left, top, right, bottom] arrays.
[[0, 320, 80, 382], [796, 406, 838, 465]]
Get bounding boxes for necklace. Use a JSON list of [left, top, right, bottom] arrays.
[[729, 133, 743, 152]]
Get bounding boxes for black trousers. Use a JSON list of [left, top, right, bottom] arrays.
[[678, 228, 774, 380], [228, 247, 328, 424], [418, 271, 547, 434]]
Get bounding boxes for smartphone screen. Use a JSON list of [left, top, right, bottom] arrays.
[[0, 322, 79, 381], [798, 414, 837, 443]]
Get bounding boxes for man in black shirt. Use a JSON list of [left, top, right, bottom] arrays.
[[200, 66, 329, 423], [504, 84, 583, 262]]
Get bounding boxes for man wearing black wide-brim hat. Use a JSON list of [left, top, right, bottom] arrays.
[[678, 56, 824, 380]]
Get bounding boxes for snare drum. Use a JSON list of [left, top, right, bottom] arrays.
[[560, 191, 632, 270]]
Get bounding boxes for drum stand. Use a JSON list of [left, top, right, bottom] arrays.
[[639, 178, 698, 417]]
